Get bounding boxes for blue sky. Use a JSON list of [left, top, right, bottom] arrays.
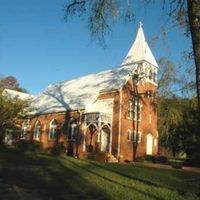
[[0, 0, 191, 94]]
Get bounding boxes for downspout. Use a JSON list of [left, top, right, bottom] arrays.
[[117, 89, 122, 158]]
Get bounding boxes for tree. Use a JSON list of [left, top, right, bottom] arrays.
[[158, 96, 183, 156], [187, 0, 200, 118], [0, 75, 28, 93], [64, 0, 200, 118], [158, 96, 199, 161], [0, 91, 30, 145]]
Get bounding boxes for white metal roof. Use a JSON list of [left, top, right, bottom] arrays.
[[2, 89, 33, 100], [122, 24, 159, 68], [31, 64, 136, 114]]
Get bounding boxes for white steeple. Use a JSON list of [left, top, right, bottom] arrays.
[[122, 22, 158, 68]]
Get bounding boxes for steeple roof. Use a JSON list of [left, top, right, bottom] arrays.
[[122, 23, 158, 68]]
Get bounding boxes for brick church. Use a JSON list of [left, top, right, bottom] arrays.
[[8, 24, 159, 161]]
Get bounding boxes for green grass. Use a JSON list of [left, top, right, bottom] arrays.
[[0, 148, 200, 200]]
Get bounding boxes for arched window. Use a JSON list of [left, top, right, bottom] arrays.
[[68, 118, 77, 140], [21, 120, 29, 139], [34, 121, 41, 140], [149, 69, 153, 81], [127, 129, 132, 141], [134, 103, 142, 121], [134, 131, 142, 143], [49, 119, 57, 140], [127, 100, 133, 119], [153, 72, 157, 82]]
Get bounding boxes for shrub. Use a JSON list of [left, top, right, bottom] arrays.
[[87, 144, 94, 152], [144, 155, 155, 162], [135, 156, 145, 162], [184, 157, 200, 167], [170, 160, 183, 169], [49, 144, 66, 156], [154, 155, 168, 164], [16, 140, 42, 152], [86, 152, 106, 162]]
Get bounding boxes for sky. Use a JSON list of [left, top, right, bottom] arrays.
[[0, 0, 191, 95]]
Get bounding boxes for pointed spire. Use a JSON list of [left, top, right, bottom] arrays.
[[122, 22, 158, 68], [139, 21, 143, 28]]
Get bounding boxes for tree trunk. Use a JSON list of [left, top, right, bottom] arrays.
[[187, 0, 200, 119], [133, 81, 139, 161]]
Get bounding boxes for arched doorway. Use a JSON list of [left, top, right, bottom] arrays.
[[146, 133, 153, 155], [101, 125, 110, 152], [86, 123, 98, 152]]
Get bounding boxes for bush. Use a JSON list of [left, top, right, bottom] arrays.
[[135, 156, 145, 162], [154, 156, 168, 164], [16, 140, 42, 152], [87, 144, 94, 152], [144, 155, 155, 162], [184, 157, 200, 167], [49, 144, 66, 156], [170, 160, 183, 169]]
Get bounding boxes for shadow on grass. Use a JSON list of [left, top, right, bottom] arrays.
[[0, 148, 110, 200], [86, 160, 200, 196], [66, 158, 164, 200]]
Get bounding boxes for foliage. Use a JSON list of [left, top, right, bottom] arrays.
[[0, 148, 199, 199], [184, 155, 200, 167], [0, 91, 30, 144], [136, 155, 169, 164], [49, 143, 66, 156], [158, 97, 200, 160], [16, 140, 42, 152], [135, 156, 145, 162], [154, 155, 169, 164], [157, 57, 180, 96], [170, 159, 184, 169], [64, 0, 134, 46], [144, 155, 155, 162], [0, 75, 28, 93]]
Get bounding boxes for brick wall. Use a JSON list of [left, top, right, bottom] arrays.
[[24, 77, 158, 161]]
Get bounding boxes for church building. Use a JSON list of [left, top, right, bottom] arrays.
[[19, 24, 159, 162]]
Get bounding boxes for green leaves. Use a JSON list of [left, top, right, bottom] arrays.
[[0, 91, 30, 140]]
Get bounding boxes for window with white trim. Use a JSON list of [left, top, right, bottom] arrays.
[[34, 121, 41, 140], [153, 72, 157, 82], [149, 69, 153, 81], [68, 118, 77, 140], [49, 119, 57, 140], [127, 129, 132, 141], [21, 120, 29, 139], [133, 131, 142, 143], [127, 100, 133, 119], [134, 103, 142, 121]]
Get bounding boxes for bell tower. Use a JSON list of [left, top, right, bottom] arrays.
[[122, 22, 159, 84]]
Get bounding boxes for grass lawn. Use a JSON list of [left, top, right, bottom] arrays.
[[0, 148, 200, 200]]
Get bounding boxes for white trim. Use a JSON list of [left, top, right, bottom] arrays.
[[109, 112, 113, 153], [117, 89, 122, 157], [134, 103, 142, 121], [48, 119, 57, 140], [33, 120, 41, 140], [127, 100, 133, 119], [127, 129, 132, 141], [83, 122, 86, 152]]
